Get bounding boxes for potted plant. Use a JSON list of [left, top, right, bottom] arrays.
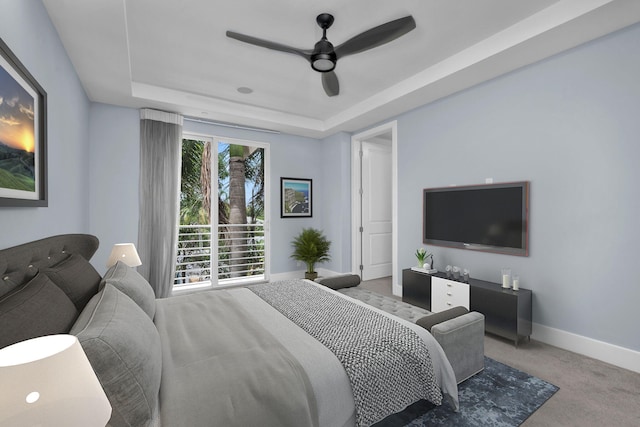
[[415, 247, 432, 268], [291, 228, 331, 280]]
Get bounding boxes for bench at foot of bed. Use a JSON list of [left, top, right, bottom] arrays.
[[316, 275, 485, 384]]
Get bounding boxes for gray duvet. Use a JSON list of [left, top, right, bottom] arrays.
[[251, 280, 444, 426], [154, 282, 458, 427]]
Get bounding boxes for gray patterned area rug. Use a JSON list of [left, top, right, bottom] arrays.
[[375, 357, 559, 427]]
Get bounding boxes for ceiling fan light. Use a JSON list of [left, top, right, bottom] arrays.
[[311, 37, 336, 72], [311, 54, 336, 72]]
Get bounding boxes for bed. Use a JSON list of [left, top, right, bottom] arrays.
[[0, 234, 458, 427]]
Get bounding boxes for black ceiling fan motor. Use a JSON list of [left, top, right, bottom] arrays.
[[311, 14, 337, 72]]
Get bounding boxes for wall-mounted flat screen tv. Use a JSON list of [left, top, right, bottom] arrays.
[[423, 181, 529, 256]]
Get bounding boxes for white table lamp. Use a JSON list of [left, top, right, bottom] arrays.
[[106, 243, 142, 268], [0, 334, 112, 427]]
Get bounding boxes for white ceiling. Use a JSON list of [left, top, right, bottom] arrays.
[[42, 0, 640, 138]]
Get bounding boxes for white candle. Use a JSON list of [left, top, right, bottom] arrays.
[[502, 274, 510, 288], [512, 277, 520, 290]]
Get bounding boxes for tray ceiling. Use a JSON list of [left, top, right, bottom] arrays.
[[43, 0, 640, 138]]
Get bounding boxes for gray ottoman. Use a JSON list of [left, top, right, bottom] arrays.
[[316, 276, 484, 383]]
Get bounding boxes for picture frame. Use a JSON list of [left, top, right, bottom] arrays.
[[0, 37, 47, 207], [281, 177, 312, 218]]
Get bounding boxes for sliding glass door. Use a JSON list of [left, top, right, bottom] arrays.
[[174, 134, 269, 291]]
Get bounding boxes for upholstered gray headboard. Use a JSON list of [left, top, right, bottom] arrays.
[[0, 234, 101, 349], [0, 234, 98, 298]]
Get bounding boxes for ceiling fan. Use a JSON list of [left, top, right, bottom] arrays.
[[226, 13, 416, 97]]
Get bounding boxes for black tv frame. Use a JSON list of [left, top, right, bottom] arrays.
[[423, 181, 529, 256]]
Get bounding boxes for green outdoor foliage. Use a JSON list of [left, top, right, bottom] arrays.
[[177, 139, 265, 283], [290, 228, 331, 274], [180, 139, 209, 225]]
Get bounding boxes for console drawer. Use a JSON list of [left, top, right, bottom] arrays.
[[431, 277, 469, 312]]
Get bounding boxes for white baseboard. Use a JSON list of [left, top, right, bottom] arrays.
[[270, 268, 343, 282], [270, 273, 639, 374], [532, 323, 640, 374]]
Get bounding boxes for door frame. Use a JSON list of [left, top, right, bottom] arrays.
[[350, 121, 400, 296]]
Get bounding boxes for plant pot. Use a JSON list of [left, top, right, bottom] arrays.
[[305, 271, 318, 280]]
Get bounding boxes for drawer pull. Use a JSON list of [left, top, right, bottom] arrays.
[[447, 302, 452, 306], [447, 283, 453, 287], [447, 292, 452, 296]]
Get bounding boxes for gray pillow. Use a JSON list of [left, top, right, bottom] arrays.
[[101, 261, 156, 319], [416, 306, 469, 331], [42, 252, 102, 310], [71, 283, 161, 427], [0, 272, 78, 348], [315, 274, 361, 290]]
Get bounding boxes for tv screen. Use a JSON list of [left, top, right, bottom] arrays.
[[423, 182, 529, 256]]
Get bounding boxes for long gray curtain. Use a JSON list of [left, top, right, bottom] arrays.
[[138, 109, 183, 298]]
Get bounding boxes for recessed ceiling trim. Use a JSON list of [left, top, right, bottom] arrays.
[[324, 0, 622, 130], [133, 0, 631, 138], [131, 82, 327, 131], [122, 0, 134, 84], [184, 116, 281, 134]]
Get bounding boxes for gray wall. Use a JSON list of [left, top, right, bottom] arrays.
[[0, 0, 91, 249], [88, 103, 140, 272], [391, 23, 640, 351], [86, 108, 335, 275], [319, 132, 352, 273]]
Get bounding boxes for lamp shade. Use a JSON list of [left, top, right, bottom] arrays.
[[0, 334, 111, 427], [106, 243, 142, 268]]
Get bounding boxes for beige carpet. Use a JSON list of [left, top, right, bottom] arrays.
[[359, 276, 640, 427]]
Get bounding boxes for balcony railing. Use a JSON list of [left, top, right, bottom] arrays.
[[174, 223, 265, 289]]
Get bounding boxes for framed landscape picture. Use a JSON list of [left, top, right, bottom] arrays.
[[0, 37, 47, 207], [281, 177, 312, 218]]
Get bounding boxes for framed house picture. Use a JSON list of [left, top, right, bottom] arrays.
[[281, 177, 312, 218], [0, 37, 47, 207]]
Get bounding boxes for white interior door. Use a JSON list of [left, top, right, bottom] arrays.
[[361, 139, 392, 280]]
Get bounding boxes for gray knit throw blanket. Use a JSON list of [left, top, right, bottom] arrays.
[[250, 280, 442, 427]]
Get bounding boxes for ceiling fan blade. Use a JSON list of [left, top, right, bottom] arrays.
[[322, 71, 339, 97], [334, 15, 416, 58], [226, 31, 311, 60]]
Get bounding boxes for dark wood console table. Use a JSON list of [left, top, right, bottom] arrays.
[[402, 268, 532, 346]]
